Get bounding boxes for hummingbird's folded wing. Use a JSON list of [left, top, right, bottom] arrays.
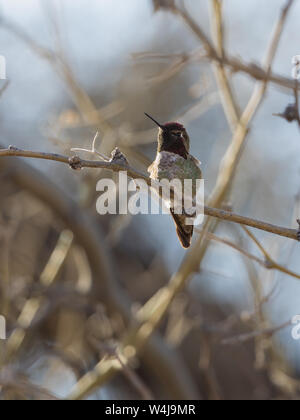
[[189, 155, 202, 168], [147, 161, 158, 179], [147, 161, 154, 174]]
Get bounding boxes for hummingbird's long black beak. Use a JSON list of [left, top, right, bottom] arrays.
[[144, 113, 164, 129]]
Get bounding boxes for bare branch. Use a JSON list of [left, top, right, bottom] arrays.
[[135, 49, 300, 93], [71, 132, 111, 161], [199, 229, 300, 281], [222, 319, 292, 345]]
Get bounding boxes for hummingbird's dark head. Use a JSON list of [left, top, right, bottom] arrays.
[[144, 113, 190, 159]]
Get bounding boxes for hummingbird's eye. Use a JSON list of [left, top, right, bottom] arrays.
[[172, 131, 182, 137]]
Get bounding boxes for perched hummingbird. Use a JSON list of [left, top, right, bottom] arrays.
[[145, 113, 202, 248]]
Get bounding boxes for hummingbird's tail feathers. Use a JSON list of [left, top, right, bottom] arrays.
[[170, 209, 193, 249], [176, 226, 192, 249]]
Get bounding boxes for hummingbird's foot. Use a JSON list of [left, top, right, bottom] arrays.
[[297, 219, 300, 242], [109, 147, 128, 166]]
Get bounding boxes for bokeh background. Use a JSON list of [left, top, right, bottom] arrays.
[[0, 0, 300, 400]]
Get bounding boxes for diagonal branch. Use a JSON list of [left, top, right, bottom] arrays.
[[199, 229, 300, 281], [222, 319, 292, 345], [210, 0, 240, 131], [134, 49, 300, 93]]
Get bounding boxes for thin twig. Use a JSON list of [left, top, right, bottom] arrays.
[[114, 350, 154, 400], [198, 229, 300, 281], [71, 132, 110, 161], [222, 319, 292, 345], [241, 225, 300, 279], [135, 49, 300, 93]]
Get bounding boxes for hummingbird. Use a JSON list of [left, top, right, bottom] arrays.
[[145, 113, 202, 248]]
